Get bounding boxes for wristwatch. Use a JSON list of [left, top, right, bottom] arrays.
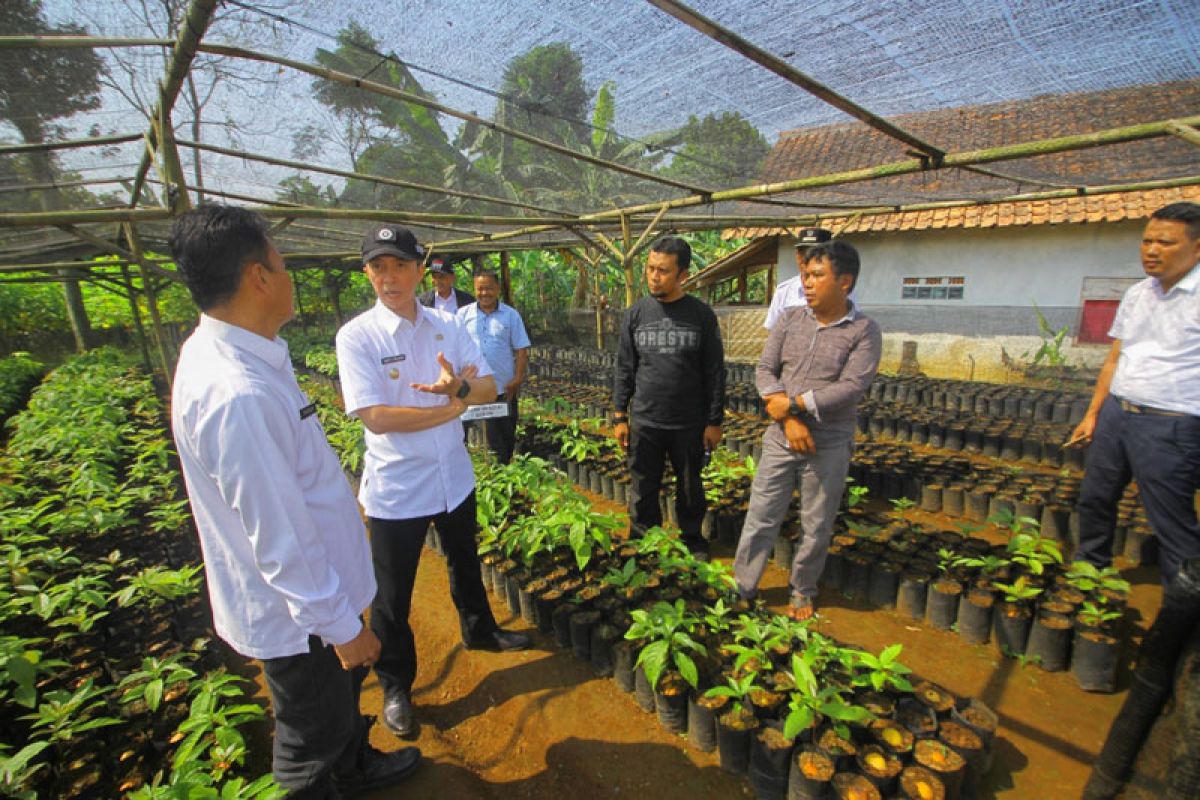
[[612, 411, 628, 423], [787, 396, 803, 417], [455, 379, 471, 399]]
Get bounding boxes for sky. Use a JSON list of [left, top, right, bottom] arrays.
[[24, 0, 1200, 204]]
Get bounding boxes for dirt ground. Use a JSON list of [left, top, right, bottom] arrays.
[[234, 498, 1173, 799]]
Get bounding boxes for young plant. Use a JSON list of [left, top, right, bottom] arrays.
[[889, 497, 916, 515], [113, 564, 204, 609], [952, 553, 1009, 577], [845, 479, 870, 509], [119, 652, 199, 713], [991, 575, 1043, 605], [1065, 562, 1131, 595], [601, 558, 651, 592], [625, 600, 708, 691], [846, 643, 914, 694], [783, 648, 873, 741], [1006, 532, 1062, 576], [704, 670, 761, 716], [1077, 600, 1122, 629]]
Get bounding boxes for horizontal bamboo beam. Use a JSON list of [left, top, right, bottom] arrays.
[[0, 132, 142, 155], [431, 114, 1200, 247], [177, 139, 569, 217]]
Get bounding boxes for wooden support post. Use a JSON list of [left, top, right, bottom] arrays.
[[124, 224, 174, 386], [499, 250, 511, 305], [120, 263, 153, 371], [621, 213, 635, 308], [738, 271, 747, 304]]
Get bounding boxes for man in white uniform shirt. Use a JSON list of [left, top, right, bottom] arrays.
[[169, 205, 420, 798], [1071, 202, 1200, 583], [763, 227, 833, 331], [336, 225, 531, 743]]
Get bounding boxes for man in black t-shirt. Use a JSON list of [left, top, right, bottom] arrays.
[[612, 236, 726, 557]]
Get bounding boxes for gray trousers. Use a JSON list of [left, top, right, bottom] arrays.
[[734, 424, 854, 599]]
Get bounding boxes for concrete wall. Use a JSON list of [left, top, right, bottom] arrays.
[[756, 222, 1145, 380]]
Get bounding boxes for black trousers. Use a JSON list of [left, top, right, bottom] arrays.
[[1076, 395, 1200, 581], [261, 635, 368, 797], [483, 394, 519, 464], [368, 491, 498, 697], [627, 423, 708, 554]]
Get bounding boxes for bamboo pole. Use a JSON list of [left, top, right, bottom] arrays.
[[55, 224, 178, 281], [628, 203, 672, 261], [0, 132, 143, 155], [120, 263, 153, 371], [125, 224, 174, 387], [431, 118, 1200, 248], [621, 213, 635, 308], [645, 0, 944, 162], [178, 139, 571, 217], [200, 45, 709, 195], [1167, 122, 1200, 148], [126, 1, 220, 211]]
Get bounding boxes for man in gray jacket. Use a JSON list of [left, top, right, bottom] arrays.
[[734, 240, 882, 620]]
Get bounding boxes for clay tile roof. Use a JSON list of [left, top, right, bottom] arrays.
[[728, 79, 1200, 238]]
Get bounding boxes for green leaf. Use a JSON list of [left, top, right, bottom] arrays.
[[675, 652, 699, 690]]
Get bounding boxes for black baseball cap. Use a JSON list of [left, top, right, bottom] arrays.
[[362, 224, 425, 263], [429, 257, 454, 275], [794, 227, 833, 247]]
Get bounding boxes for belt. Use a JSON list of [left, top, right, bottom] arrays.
[[1116, 398, 1189, 418]]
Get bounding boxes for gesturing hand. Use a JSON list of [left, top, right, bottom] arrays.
[[411, 352, 477, 396]]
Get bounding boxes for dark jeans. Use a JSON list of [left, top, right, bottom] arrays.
[[1076, 395, 1200, 581], [627, 423, 708, 554], [261, 636, 368, 797], [368, 491, 498, 697], [483, 394, 519, 464]]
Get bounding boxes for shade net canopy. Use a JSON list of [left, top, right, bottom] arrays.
[[1, 0, 1198, 268]]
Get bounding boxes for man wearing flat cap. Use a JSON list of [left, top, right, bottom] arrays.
[[419, 257, 475, 313], [336, 224, 531, 743], [763, 227, 833, 331]]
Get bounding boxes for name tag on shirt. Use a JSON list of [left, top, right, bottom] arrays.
[[299, 402, 317, 420], [461, 402, 510, 420], [381, 354, 406, 364]]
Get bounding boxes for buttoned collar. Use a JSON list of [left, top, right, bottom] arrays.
[[199, 314, 290, 371], [803, 300, 859, 329], [371, 297, 432, 335], [1158, 262, 1200, 297]]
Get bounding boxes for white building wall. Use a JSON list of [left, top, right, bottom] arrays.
[[765, 221, 1147, 380]]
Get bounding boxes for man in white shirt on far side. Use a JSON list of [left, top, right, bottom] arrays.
[[764, 227, 833, 331]]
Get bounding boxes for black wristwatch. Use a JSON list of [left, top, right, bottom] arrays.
[[787, 396, 802, 417], [455, 379, 471, 399], [612, 411, 628, 423]]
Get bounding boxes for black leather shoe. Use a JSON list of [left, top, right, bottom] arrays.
[[381, 691, 417, 739], [463, 629, 531, 652], [333, 743, 421, 798]]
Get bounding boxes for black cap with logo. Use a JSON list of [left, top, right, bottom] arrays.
[[794, 227, 833, 248], [362, 225, 425, 263]]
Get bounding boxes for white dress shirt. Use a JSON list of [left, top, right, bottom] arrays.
[[171, 315, 375, 660], [764, 276, 807, 330], [434, 292, 458, 314], [765, 277, 860, 330], [1109, 263, 1200, 416], [336, 300, 493, 519]]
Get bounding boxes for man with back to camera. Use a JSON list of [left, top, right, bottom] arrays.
[[457, 268, 531, 464], [1070, 201, 1200, 583], [335, 224, 530, 743], [763, 227, 833, 331], [735, 240, 882, 620], [168, 205, 420, 798], [419, 256, 475, 313], [612, 235, 726, 558]]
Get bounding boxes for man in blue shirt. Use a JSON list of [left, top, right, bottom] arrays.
[[458, 269, 531, 464]]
